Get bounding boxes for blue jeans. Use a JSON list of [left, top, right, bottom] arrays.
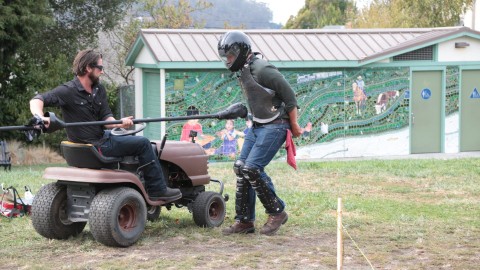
[[236, 123, 289, 221], [99, 132, 166, 193]]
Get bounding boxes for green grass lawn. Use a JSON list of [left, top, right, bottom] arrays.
[[0, 158, 479, 269]]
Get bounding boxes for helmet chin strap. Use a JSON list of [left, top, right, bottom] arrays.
[[253, 52, 263, 58], [246, 53, 255, 65]]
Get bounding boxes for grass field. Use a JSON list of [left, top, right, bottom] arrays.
[[0, 158, 479, 269]]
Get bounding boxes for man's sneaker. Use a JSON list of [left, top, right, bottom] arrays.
[[149, 187, 182, 202], [260, 211, 288, 236], [222, 220, 255, 235]]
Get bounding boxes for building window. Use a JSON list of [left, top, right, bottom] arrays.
[[393, 45, 434, 61]]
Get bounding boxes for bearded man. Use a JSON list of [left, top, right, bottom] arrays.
[[29, 49, 181, 202]]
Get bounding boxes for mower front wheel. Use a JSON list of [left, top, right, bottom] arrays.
[[192, 191, 226, 228], [89, 187, 146, 247]]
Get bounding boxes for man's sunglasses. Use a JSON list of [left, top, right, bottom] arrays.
[[90, 64, 104, 71]]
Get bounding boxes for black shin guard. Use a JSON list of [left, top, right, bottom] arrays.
[[233, 160, 251, 221], [242, 166, 282, 214]]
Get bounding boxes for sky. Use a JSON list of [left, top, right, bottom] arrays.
[[257, 0, 372, 25], [256, 0, 305, 25]]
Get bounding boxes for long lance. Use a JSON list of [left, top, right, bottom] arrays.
[[0, 102, 248, 133]]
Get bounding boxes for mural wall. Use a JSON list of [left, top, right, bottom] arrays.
[[118, 66, 460, 160]]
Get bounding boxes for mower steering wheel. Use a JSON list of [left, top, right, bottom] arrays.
[[111, 122, 147, 136]]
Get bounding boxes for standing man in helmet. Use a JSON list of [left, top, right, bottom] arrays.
[[218, 31, 303, 236]]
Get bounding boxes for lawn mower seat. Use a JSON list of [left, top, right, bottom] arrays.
[[60, 141, 122, 169]]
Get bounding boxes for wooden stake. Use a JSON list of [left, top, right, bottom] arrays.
[[337, 197, 343, 270]]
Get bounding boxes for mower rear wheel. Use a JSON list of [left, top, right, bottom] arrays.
[[31, 182, 86, 239], [89, 187, 146, 247], [192, 191, 226, 227]]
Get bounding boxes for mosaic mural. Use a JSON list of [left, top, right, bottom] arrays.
[[118, 66, 460, 161]]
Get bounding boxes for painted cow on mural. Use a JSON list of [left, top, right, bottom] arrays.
[[375, 90, 400, 114]]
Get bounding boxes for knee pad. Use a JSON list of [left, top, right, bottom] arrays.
[[233, 160, 250, 220], [233, 160, 245, 177], [241, 165, 261, 181], [242, 165, 282, 214]]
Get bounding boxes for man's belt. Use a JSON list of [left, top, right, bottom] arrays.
[[253, 118, 289, 127]]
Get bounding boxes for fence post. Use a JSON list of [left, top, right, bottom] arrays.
[[337, 197, 343, 270]]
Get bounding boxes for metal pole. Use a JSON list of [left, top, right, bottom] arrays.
[[0, 102, 247, 132], [473, 0, 477, 30], [337, 197, 344, 270], [119, 86, 124, 118], [0, 115, 220, 131], [0, 103, 247, 133]]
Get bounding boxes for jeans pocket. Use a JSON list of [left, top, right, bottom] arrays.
[[256, 126, 286, 154], [265, 125, 287, 140]]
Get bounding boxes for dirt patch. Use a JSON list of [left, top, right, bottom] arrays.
[[3, 228, 373, 270]]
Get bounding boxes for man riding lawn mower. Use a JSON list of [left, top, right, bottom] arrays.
[[0, 103, 247, 247]]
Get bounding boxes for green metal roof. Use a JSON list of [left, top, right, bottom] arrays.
[[125, 27, 480, 69]]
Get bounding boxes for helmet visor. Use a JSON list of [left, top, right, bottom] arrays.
[[219, 45, 241, 69]]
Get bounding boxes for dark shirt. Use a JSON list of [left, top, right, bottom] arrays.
[[248, 56, 298, 115], [32, 77, 113, 145]]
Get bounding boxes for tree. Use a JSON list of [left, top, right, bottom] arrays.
[[0, 0, 132, 144], [0, 0, 51, 129], [191, 0, 277, 29], [0, 1, 51, 78], [103, 0, 212, 85], [354, 0, 475, 28], [284, 0, 357, 29]]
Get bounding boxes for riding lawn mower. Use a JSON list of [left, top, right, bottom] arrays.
[[0, 103, 247, 247]]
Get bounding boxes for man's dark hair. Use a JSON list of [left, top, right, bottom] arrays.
[[73, 49, 102, 76]]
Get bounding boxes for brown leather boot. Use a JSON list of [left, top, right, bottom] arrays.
[[260, 211, 288, 236], [222, 220, 255, 235]]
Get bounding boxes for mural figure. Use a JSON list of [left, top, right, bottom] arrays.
[[352, 80, 367, 115], [320, 122, 329, 134], [301, 122, 313, 136], [180, 106, 214, 148], [212, 119, 244, 159], [239, 115, 253, 151], [243, 115, 253, 136]]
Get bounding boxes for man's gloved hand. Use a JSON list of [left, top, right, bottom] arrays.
[[24, 129, 41, 142], [24, 115, 45, 142]]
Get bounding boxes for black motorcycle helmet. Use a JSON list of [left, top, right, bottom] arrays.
[[217, 31, 252, 72]]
